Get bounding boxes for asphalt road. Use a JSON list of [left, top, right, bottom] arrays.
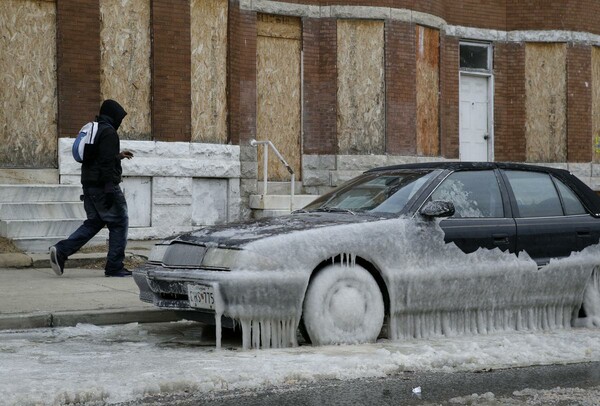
[[127, 362, 600, 405]]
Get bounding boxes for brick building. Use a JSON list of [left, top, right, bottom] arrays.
[[1, 0, 600, 245]]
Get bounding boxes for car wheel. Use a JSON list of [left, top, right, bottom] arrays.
[[580, 268, 600, 327], [302, 264, 384, 346]]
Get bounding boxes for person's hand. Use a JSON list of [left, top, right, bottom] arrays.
[[119, 150, 134, 160]]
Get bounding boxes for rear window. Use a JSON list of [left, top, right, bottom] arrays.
[[504, 171, 563, 217]]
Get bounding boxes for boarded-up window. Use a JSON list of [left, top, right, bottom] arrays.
[[100, 0, 151, 140], [191, 0, 228, 144], [337, 20, 385, 155], [257, 14, 302, 181], [416, 25, 440, 156], [593, 47, 600, 163], [0, 0, 57, 168], [525, 43, 567, 162]]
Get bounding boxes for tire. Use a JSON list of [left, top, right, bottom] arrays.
[[302, 264, 385, 346]]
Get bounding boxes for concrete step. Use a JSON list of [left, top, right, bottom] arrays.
[[12, 235, 107, 254], [1, 219, 83, 238], [0, 202, 85, 220], [249, 194, 319, 218], [253, 209, 292, 219], [256, 181, 304, 195], [249, 194, 318, 211], [0, 184, 82, 203]]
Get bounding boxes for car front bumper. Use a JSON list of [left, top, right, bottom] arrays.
[[133, 263, 309, 326]]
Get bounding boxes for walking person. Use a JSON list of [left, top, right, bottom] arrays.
[[50, 99, 134, 277]]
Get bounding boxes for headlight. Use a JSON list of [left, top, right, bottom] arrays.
[[148, 244, 169, 263], [201, 248, 240, 269]]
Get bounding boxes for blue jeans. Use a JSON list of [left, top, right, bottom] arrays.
[[55, 185, 129, 273]]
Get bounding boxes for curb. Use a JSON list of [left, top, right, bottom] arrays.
[[0, 308, 182, 330], [0, 253, 32, 268], [1, 252, 146, 270]]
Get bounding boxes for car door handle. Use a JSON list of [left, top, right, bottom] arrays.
[[492, 234, 510, 245], [577, 230, 591, 237]]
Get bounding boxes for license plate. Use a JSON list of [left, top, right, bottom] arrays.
[[187, 284, 215, 310]]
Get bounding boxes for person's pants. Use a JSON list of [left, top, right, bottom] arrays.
[[55, 185, 129, 273]]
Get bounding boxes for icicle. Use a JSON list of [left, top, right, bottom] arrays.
[[215, 312, 222, 350], [241, 319, 251, 350], [262, 320, 271, 349]]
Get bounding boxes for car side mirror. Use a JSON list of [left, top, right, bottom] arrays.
[[419, 200, 455, 219]]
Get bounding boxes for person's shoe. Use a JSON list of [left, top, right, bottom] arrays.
[[105, 268, 133, 277], [49, 246, 65, 276]]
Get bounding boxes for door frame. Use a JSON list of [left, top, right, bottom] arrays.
[[458, 41, 494, 162], [459, 72, 494, 162]]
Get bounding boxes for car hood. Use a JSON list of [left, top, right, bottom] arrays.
[[172, 212, 385, 248]]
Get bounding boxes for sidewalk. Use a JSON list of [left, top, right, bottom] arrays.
[[0, 241, 181, 330]]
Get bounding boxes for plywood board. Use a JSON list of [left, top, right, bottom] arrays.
[[100, 0, 151, 140], [593, 47, 600, 162], [257, 16, 301, 182], [416, 25, 440, 156], [191, 0, 228, 144], [257, 13, 301, 40], [525, 43, 567, 162], [337, 19, 385, 155], [0, 0, 57, 168]]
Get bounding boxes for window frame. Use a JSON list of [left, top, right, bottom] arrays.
[[459, 41, 492, 73]]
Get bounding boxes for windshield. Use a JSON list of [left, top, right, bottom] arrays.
[[303, 170, 437, 214]]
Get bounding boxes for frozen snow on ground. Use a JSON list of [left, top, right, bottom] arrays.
[[1, 322, 600, 405]]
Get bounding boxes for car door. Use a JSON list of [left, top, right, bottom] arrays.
[[500, 169, 594, 266], [427, 169, 517, 254]]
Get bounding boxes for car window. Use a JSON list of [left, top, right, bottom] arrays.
[[303, 171, 437, 214], [430, 170, 504, 218], [554, 178, 586, 215], [504, 171, 563, 217]]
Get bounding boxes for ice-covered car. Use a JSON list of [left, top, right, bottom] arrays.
[[133, 162, 600, 349]]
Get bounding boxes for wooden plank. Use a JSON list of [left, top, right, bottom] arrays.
[[100, 0, 152, 140], [191, 0, 228, 144], [257, 13, 301, 40], [257, 16, 301, 181], [416, 25, 440, 156], [337, 19, 385, 155], [0, 0, 57, 168], [525, 43, 567, 162], [593, 47, 600, 162]]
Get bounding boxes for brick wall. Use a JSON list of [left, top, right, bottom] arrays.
[[385, 20, 416, 155], [494, 42, 526, 162], [507, 0, 600, 36], [56, 0, 102, 137], [567, 45, 592, 162], [444, 0, 507, 30], [440, 35, 459, 159], [151, 0, 191, 142], [227, 2, 257, 145], [302, 18, 338, 155]]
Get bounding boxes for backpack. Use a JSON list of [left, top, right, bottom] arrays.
[[72, 122, 99, 163]]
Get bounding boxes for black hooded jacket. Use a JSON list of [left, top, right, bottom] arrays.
[[81, 100, 127, 189]]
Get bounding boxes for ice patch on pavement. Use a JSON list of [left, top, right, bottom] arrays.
[[1, 322, 600, 405]]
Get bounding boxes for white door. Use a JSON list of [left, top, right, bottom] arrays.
[[459, 74, 491, 161]]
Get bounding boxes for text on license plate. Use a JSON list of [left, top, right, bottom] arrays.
[[187, 284, 215, 310]]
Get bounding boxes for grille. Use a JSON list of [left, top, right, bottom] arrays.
[[162, 243, 207, 268]]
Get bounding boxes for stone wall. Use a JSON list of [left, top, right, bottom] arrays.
[[58, 139, 241, 239]]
